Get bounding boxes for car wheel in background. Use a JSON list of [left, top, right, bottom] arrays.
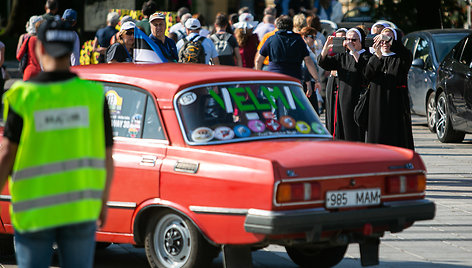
[[426, 92, 437, 133], [285, 244, 347, 268], [144, 211, 218, 268], [96, 242, 112, 250], [0, 235, 15, 256], [435, 92, 465, 143]]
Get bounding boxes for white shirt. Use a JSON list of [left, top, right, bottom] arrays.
[[70, 31, 80, 66], [169, 23, 186, 41], [176, 32, 219, 64]]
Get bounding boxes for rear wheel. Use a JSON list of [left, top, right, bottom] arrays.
[[0, 235, 15, 256], [426, 92, 436, 133], [285, 245, 347, 268], [144, 211, 218, 268], [435, 91, 465, 143]]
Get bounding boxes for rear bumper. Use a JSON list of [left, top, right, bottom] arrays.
[[244, 199, 435, 235]]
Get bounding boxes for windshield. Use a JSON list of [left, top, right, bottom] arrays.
[[175, 81, 330, 145], [433, 33, 470, 63]]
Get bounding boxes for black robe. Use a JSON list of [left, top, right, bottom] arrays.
[[364, 46, 414, 150], [324, 73, 343, 138], [319, 50, 371, 141]]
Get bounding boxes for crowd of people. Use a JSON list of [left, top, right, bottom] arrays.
[[13, 0, 414, 151]]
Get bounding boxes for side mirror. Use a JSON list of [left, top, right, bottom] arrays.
[[412, 58, 425, 69]]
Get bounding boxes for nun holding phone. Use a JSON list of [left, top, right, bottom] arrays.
[[318, 27, 372, 142], [364, 27, 414, 149]]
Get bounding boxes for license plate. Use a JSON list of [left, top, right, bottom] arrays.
[[325, 188, 381, 208]]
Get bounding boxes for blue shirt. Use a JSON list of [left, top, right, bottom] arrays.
[[259, 30, 309, 80], [149, 35, 178, 62], [95, 26, 118, 48]]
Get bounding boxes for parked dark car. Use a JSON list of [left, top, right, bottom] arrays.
[[404, 29, 472, 132], [435, 33, 472, 143]]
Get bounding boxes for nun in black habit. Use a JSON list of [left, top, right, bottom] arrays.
[[324, 28, 347, 136], [364, 27, 414, 149], [318, 27, 371, 141]]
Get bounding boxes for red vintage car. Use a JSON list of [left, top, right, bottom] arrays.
[[0, 63, 435, 268]]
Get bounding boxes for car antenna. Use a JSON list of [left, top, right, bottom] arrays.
[[438, 8, 444, 29]]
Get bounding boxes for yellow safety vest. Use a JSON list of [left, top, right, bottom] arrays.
[[3, 77, 106, 233]]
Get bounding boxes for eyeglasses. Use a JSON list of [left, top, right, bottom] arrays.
[[306, 35, 314, 39], [346, 38, 358, 42], [125, 31, 134, 36]]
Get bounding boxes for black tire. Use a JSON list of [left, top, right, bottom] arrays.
[[426, 92, 436, 133], [144, 211, 219, 268], [96, 242, 112, 250], [435, 92, 465, 143], [285, 245, 347, 268], [0, 235, 14, 256]]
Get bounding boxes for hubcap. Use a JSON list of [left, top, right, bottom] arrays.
[[436, 95, 447, 138], [154, 214, 191, 267], [427, 95, 436, 128]]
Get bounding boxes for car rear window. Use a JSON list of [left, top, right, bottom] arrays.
[[175, 81, 331, 145], [432, 32, 470, 63]]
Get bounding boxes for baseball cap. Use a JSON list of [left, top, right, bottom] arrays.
[[184, 18, 201, 30], [149, 12, 166, 22], [121, 21, 135, 31], [37, 19, 76, 58], [62, 9, 77, 21]]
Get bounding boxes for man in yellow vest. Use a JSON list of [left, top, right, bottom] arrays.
[[0, 19, 114, 268]]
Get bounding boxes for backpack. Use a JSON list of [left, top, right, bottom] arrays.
[[210, 33, 233, 57], [19, 36, 31, 74], [179, 35, 206, 64]]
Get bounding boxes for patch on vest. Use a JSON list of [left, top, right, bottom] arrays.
[[34, 106, 89, 131]]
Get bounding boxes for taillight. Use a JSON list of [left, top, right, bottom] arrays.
[[276, 182, 321, 204], [386, 174, 426, 194]]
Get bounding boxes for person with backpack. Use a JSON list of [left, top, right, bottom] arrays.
[[16, 15, 43, 81], [176, 18, 219, 65], [210, 13, 242, 66]]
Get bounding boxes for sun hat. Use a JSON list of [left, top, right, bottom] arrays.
[[233, 13, 258, 29]]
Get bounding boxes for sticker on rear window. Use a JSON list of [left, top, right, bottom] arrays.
[[192, 127, 214, 143], [179, 92, 197, 106]]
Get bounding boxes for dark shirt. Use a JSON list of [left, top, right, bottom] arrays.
[[259, 30, 309, 80], [106, 43, 132, 63], [3, 71, 114, 148], [95, 26, 118, 48], [149, 34, 178, 62]]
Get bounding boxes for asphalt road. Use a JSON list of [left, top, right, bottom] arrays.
[[1, 74, 471, 267]]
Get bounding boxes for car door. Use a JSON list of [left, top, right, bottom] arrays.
[[409, 36, 434, 115], [102, 83, 168, 233], [451, 37, 472, 130]]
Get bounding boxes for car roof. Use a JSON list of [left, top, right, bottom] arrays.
[[73, 63, 299, 108], [405, 29, 472, 37]]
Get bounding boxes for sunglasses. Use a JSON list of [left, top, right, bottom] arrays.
[[306, 35, 314, 39], [125, 31, 134, 36], [346, 38, 358, 42]]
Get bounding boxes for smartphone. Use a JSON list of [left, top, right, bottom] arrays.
[[332, 37, 346, 54], [365, 34, 375, 47]]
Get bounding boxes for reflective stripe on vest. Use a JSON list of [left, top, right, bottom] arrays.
[[12, 189, 103, 213], [12, 158, 105, 182]]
